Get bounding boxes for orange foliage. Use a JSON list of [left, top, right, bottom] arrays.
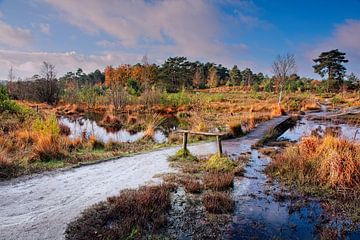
[[104, 64, 157, 88]]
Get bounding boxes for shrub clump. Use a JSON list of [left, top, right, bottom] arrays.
[[182, 177, 203, 193], [169, 148, 198, 162], [65, 184, 171, 240], [205, 154, 236, 172], [204, 173, 234, 191], [267, 135, 360, 189], [228, 122, 244, 137], [203, 192, 235, 214]]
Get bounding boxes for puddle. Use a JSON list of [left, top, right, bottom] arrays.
[[279, 116, 360, 142], [58, 116, 168, 144]]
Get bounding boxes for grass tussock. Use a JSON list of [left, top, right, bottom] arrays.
[[228, 122, 244, 137], [268, 135, 360, 189], [205, 154, 236, 172], [204, 173, 234, 191], [203, 192, 235, 214], [169, 148, 198, 162], [143, 113, 165, 140], [182, 177, 203, 193], [99, 113, 122, 131], [65, 184, 172, 240]]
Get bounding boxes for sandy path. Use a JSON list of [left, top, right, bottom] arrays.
[[0, 116, 288, 240]]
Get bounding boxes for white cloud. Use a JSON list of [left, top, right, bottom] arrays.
[[0, 20, 32, 47], [0, 50, 143, 79], [39, 23, 50, 34], [43, 0, 249, 64], [302, 19, 360, 77]]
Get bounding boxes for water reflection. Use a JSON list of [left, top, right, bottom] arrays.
[[58, 116, 168, 144], [279, 117, 360, 142]]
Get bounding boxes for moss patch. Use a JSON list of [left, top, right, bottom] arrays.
[[168, 148, 198, 162], [205, 154, 236, 172]]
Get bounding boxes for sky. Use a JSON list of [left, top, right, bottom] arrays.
[[0, 0, 359, 80]]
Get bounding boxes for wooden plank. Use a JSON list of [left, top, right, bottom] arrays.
[[174, 129, 227, 136]]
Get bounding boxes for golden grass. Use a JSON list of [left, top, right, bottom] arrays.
[[268, 135, 360, 189]]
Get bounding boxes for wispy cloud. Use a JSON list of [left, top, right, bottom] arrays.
[[39, 23, 50, 35], [0, 20, 32, 47]]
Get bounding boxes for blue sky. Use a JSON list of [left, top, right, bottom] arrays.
[[0, 0, 359, 79]]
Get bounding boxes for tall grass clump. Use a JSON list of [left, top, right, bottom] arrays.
[[268, 135, 360, 190], [65, 185, 171, 240], [142, 113, 165, 140], [30, 115, 68, 162]]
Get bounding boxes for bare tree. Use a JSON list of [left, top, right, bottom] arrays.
[[271, 53, 296, 107], [8, 67, 16, 82], [35, 62, 60, 104], [41, 61, 56, 81]]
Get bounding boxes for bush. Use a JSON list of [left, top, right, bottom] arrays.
[[0, 85, 25, 114], [161, 90, 192, 107], [204, 173, 234, 191], [203, 192, 234, 214], [32, 115, 60, 137], [65, 185, 171, 240]]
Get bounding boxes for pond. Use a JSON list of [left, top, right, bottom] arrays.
[[280, 114, 360, 142], [58, 116, 169, 144]]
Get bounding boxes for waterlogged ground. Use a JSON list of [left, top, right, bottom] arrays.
[[1, 111, 360, 240], [228, 111, 360, 239]]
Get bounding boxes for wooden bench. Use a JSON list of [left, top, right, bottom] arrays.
[[175, 130, 227, 156]]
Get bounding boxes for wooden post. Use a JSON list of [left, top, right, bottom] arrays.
[[182, 132, 188, 151], [216, 135, 223, 156]]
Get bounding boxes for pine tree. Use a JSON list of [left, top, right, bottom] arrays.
[[229, 65, 242, 86], [313, 49, 348, 91]]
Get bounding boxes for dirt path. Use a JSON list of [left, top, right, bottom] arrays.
[[0, 116, 289, 240]]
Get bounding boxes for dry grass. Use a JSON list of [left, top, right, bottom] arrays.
[[143, 113, 165, 140], [99, 113, 122, 131], [268, 135, 360, 189], [59, 123, 71, 136], [271, 104, 285, 117], [203, 192, 235, 214], [31, 135, 68, 162], [85, 135, 105, 150], [182, 177, 203, 193], [65, 184, 171, 240], [204, 173, 234, 191], [228, 121, 244, 137]]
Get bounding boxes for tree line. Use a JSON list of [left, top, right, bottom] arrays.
[[5, 49, 359, 105]]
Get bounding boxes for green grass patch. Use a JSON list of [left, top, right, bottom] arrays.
[[168, 148, 198, 162], [205, 154, 236, 172]]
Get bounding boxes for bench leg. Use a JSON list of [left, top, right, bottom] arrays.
[[183, 132, 188, 151], [216, 136, 223, 156]]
